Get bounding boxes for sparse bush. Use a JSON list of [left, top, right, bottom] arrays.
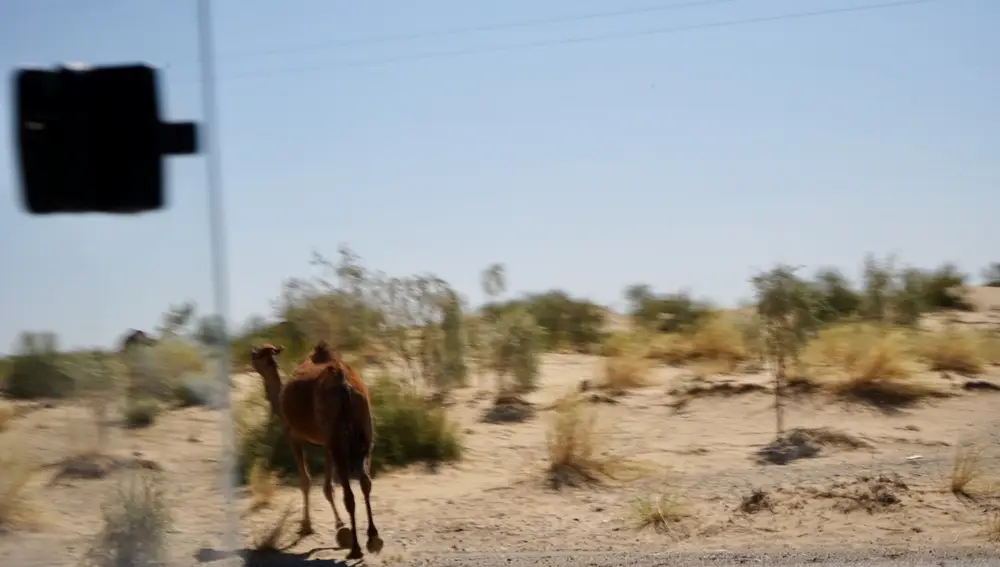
[[599, 352, 650, 390], [81, 471, 171, 567], [805, 324, 941, 406], [367, 375, 463, 472], [491, 307, 542, 394], [624, 285, 713, 333], [483, 291, 606, 352], [752, 265, 822, 433], [238, 374, 462, 482], [630, 489, 687, 535], [0, 452, 36, 531], [919, 263, 972, 311], [122, 337, 205, 402], [647, 333, 690, 366], [948, 441, 985, 497], [915, 326, 986, 375], [686, 313, 749, 371], [124, 399, 159, 429], [810, 268, 861, 323], [546, 394, 617, 488], [172, 372, 217, 407]]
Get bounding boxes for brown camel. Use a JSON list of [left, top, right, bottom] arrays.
[[249, 341, 382, 560]]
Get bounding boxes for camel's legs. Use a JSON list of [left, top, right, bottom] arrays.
[[289, 439, 314, 536], [323, 448, 352, 549], [360, 456, 382, 554], [334, 456, 363, 560]]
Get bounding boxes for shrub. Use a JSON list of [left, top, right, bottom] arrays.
[[630, 489, 687, 535], [124, 399, 159, 429], [599, 353, 650, 390], [810, 268, 861, 323], [804, 324, 941, 406], [545, 394, 616, 488], [3, 332, 75, 400], [171, 373, 218, 407], [81, 471, 171, 567], [237, 374, 462, 482], [122, 339, 205, 402], [484, 291, 606, 352], [914, 326, 986, 375], [491, 308, 542, 393], [686, 313, 749, 371], [624, 286, 713, 333]]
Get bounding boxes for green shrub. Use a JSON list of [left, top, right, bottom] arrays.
[[171, 373, 217, 407], [124, 399, 159, 429], [237, 374, 461, 483], [483, 291, 606, 352], [3, 355, 75, 399], [623, 286, 713, 333]]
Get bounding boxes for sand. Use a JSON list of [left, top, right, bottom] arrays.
[[2, 313, 1000, 566]]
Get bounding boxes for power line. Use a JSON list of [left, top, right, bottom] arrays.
[[175, 0, 945, 84], [209, 0, 746, 61]]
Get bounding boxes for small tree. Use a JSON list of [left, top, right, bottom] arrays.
[[751, 265, 821, 434], [860, 253, 896, 323]]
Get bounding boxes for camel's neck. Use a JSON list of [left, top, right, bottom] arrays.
[[259, 368, 283, 416]]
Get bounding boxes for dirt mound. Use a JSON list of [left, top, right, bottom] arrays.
[[816, 473, 909, 513], [755, 427, 873, 465], [481, 394, 535, 424]]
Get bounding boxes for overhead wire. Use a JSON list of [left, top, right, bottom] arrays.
[[169, 0, 946, 84]]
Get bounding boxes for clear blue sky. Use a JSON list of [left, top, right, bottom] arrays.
[[0, 0, 996, 352]]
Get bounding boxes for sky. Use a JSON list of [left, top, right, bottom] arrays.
[[0, 0, 996, 353]]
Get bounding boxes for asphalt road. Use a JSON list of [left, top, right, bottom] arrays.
[[399, 547, 998, 567]]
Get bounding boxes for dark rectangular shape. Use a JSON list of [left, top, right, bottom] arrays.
[[13, 63, 167, 214]]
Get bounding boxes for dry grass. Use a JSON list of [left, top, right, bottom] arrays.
[[0, 452, 37, 532], [608, 314, 749, 372], [0, 403, 13, 432], [248, 459, 279, 512], [947, 441, 986, 497], [599, 353, 650, 390], [915, 326, 986, 375], [81, 470, 171, 567], [804, 324, 943, 407], [685, 313, 748, 371], [545, 394, 619, 489], [647, 333, 690, 366], [629, 487, 688, 535]]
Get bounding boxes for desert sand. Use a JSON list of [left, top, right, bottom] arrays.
[[3, 289, 1000, 566], [2, 352, 999, 567]]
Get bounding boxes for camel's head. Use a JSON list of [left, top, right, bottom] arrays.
[[250, 343, 283, 376]]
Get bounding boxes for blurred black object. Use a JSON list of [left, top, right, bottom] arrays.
[[12, 63, 198, 215]]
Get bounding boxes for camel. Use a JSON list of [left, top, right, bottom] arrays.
[[249, 341, 383, 560], [120, 329, 156, 351]]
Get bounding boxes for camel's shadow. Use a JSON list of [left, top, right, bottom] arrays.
[[195, 546, 359, 567]]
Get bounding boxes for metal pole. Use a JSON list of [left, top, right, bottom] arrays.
[[195, 0, 237, 553]]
